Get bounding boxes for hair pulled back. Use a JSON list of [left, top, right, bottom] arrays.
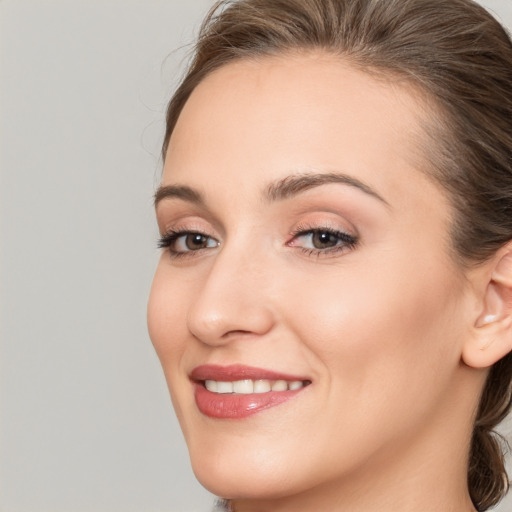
[[162, 1, 512, 509]]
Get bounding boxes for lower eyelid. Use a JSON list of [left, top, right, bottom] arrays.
[[298, 245, 350, 257]]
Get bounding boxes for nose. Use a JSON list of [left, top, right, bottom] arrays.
[[186, 247, 275, 346]]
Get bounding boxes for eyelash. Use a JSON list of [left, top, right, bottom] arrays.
[[157, 226, 358, 259], [287, 225, 358, 257], [157, 229, 219, 259]]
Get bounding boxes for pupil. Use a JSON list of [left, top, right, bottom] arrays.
[[186, 234, 207, 250], [313, 231, 337, 249]]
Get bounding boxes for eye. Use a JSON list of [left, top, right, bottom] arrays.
[[158, 230, 219, 257], [288, 227, 357, 256], [309, 231, 343, 249]]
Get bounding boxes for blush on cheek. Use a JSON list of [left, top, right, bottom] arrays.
[[292, 261, 460, 391], [147, 279, 184, 361]]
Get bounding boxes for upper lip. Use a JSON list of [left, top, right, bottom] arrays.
[[190, 364, 310, 382]]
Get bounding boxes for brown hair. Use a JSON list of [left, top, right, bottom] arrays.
[[162, 0, 512, 509]]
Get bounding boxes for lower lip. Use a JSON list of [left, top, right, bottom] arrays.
[[194, 383, 306, 419]]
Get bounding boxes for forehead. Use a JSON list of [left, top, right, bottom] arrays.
[[164, 52, 440, 208]]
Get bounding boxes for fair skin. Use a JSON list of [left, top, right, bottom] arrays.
[[148, 52, 512, 512]]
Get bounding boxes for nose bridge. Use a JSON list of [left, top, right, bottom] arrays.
[[186, 241, 275, 345]]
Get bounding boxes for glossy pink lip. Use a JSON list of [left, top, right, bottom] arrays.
[[190, 364, 309, 382], [190, 364, 311, 419]]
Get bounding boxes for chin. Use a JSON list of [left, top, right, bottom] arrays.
[[188, 440, 310, 500], [186, 430, 362, 505], [193, 466, 302, 502]]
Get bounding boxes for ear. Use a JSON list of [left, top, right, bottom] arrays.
[[463, 244, 512, 369]]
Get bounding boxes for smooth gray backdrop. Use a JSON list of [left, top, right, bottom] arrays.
[[1, 1, 511, 511]]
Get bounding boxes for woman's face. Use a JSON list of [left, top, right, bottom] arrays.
[[148, 53, 475, 502]]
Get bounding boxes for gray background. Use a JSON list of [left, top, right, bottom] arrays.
[[1, 1, 511, 511]]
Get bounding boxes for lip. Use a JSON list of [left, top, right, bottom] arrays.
[[190, 364, 311, 419], [190, 364, 308, 382]]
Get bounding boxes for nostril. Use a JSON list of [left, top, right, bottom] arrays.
[[185, 269, 276, 346], [221, 329, 260, 340]]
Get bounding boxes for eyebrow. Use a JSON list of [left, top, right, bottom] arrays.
[[154, 184, 204, 207], [265, 172, 390, 207], [154, 171, 389, 208]]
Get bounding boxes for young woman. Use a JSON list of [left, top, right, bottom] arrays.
[[147, 1, 512, 510]]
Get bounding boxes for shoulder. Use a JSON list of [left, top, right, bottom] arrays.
[[211, 499, 232, 512]]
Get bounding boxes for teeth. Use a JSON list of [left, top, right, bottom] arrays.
[[205, 380, 218, 392], [216, 381, 234, 394], [254, 379, 271, 393], [233, 379, 254, 394], [203, 379, 306, 394], [271, 380, 288, 391]]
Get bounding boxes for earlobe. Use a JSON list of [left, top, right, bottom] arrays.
[[463, 246, 512, 369]]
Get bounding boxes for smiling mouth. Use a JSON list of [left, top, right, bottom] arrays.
[[191, 365, 312, 418]]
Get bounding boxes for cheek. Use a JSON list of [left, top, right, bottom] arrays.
[[147, 262, 189, 364], [281, 256, 465, 418], [147, 263, 197, 427]]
